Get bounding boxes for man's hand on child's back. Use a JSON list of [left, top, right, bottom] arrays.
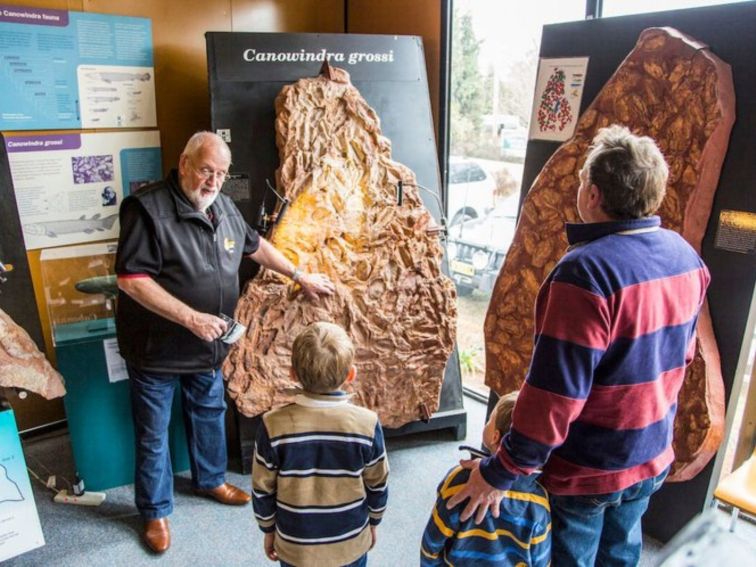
[[264, 532, 278, 561], [447, 459, 507, 524]]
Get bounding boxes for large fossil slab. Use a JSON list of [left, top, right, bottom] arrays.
[[224, 66, 456, 428], [485, 28, 732, 481], [0, 308, 65, 399]]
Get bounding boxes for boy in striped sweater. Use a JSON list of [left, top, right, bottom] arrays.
[[421, 391, 551, 566], [252, 322, 389, 567]]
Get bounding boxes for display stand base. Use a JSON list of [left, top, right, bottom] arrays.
[[384, 408, 467, 441], [53, 489, 106, 507]]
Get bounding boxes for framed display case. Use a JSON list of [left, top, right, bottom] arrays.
[[40, 242, 189, 490]]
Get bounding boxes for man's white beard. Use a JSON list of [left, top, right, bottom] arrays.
[[195, 189, 219, 212]]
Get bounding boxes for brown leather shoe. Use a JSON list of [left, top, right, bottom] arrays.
[[143, 517, 170, 553], [193, 482, 251, 505]]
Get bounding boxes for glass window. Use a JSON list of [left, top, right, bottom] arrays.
[[448, 0, 585, 396], [602, 0, 751, 17]]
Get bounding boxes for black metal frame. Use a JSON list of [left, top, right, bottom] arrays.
[[438, 0, 453, 197], [585, 0, 603, 19]]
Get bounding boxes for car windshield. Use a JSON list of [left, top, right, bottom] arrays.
[[448, 198, 517, 245], [449, 161, 486, 184]]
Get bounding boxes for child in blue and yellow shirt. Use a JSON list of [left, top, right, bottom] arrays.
[[421, 391, 551, 566]]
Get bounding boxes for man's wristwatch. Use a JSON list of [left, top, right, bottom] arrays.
[[291, 267, 303, 282]]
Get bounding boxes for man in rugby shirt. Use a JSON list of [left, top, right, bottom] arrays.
[[448, 125, 710, 566]]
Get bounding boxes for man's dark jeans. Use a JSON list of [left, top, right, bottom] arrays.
[[128, 365, 227, 520], [549, 467, 670, 566]]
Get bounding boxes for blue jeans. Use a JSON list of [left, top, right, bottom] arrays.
[[550, 468, 669, 567], [280, 554, 366, 567], [128, 365, 227, 520]]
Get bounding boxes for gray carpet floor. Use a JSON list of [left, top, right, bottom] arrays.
[[5, 397, 703, 566]]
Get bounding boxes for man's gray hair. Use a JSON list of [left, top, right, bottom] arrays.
[[584, 125, 668, 219], [181, 131, 232, 164]]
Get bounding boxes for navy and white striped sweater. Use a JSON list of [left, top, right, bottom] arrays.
[[252, 391, 389, 567]]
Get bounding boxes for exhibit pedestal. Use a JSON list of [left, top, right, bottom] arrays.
[[384, 408, 467, 440], [56, 318, 190, 491]]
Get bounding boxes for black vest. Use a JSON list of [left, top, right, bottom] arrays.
[[116, 173, 250, 373]]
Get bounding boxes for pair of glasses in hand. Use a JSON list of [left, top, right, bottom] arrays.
[[218, 313, 246, 344]]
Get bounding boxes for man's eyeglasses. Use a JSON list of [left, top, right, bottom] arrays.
[[191, 164, 230, 184]]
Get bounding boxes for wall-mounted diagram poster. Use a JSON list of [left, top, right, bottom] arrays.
[[0, 4, 156, 130], [528, 57, 589, 142], [0, 409, 44, 562], [5, 131, 161, 250]]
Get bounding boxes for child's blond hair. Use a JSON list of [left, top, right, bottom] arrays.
[[292, 322, 354, 393], [492, 391, 519, 435]]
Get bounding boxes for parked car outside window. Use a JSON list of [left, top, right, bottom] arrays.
[[446, 193, 519, 296], [447, 156, 496, 226]]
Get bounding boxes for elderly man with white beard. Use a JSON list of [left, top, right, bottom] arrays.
[[115, 131, 334, 553]]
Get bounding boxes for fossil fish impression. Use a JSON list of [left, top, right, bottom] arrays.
[[0, 307, 66, 399], [224, 66, 457, 428]]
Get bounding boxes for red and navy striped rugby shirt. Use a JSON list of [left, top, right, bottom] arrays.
[[480, 216, 710, 496]]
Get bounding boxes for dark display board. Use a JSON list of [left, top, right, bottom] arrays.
[[206, 32, 464, 454], [520, 2, 756, 542], [206, 32, 442, 228], [0, 133, 44, 349]]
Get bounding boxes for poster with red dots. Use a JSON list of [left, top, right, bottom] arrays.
[[528, 57, 589, 142]]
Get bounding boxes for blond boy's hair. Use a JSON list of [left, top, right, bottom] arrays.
[[492, 391, 519, 435], [292, 322, 355, 394]]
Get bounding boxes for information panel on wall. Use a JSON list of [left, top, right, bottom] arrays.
[[0, 4, 156, 130], [5, 131, 162, 250], [528, 57, 589, 142]]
